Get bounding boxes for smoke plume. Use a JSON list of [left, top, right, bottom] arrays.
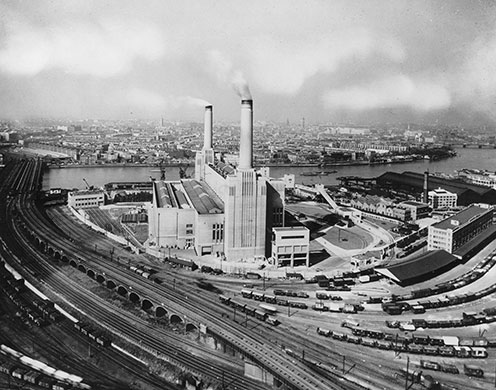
[[232, 70, 252, 100], [207, 50, 252, 99], [180, 96, 211, 107]]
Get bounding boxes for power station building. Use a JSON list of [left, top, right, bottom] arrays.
[[148, 99, 286, 262]]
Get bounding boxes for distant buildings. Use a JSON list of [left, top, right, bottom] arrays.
[[376, 171, 496, 206], [456, 168, 496, 189], [350, 195, 411, 221]]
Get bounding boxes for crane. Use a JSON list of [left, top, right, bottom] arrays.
[[82, 178, 92, 190], [179, 164, 191, 179], [150, 159, 167, 181]]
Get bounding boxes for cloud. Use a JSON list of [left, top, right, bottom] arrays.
[[0, 17, 165, 77], [322, 75, 451, 111], [457, 31, 496, 115], [246, 30, 406, 95]]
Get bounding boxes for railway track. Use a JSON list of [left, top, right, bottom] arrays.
[[2, 158, 479, 389], [7, 159, 370, 389], [1, 162, 279, 390], [39, 194, 392, 389]]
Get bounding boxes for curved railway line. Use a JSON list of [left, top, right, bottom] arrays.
[[2, 158, 493, 389], [0, 159, 370, 390], [44, 201, 400, 389]]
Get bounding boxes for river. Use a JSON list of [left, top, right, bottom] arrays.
[[42, 147, 496, 190]]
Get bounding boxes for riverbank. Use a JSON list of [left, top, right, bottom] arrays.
[[46, 156, 451, 170]]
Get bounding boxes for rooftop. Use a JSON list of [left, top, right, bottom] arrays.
[[429, 187, 455, 195], [154, 181, 191, 209], [401, 200, 428, 207], [432, 205, 490, 231], [70, 189, 104, 196], [273, 226, 309, 232], [376, 250, 457, 284], [377, 171, 496, 197], [182, 179, 224, 214]]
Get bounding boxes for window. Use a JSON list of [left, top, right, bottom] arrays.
[[186, 223, 193, 235], [212, 223, 224, 242]]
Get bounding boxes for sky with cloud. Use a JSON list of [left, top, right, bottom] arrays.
[[0, 0, 495, 125]]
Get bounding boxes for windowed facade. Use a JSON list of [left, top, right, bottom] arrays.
[[271, 227, 310, 267], [427, 205, 493, 253], [68, 190, 105, 209]]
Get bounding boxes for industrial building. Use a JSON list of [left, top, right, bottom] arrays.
[[350, 195, 411, 221], [148, 99, 288, 262], [398, 201, 430, 221], [68, 189, 105, 209], [271, 227, 310, 267], [376, 171, 496, 205], [428, 188, 458, 209], [376, 250, 458, 286], [427, 205, 493, 254]]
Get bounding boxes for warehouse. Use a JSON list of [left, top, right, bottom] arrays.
[[376, 171, 496, 205]]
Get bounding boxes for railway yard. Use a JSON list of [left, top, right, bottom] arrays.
[[1, 158, 496, 389]]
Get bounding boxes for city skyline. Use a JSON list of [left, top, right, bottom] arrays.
[[1, 1, 496, 126]]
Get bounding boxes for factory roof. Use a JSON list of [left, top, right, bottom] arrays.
[[429, 187, 455, 195], [155, 181, 173, 208], [210, 160, 235, 178], [70, 189, 104, 196], [376, 250, 457, 284], [273, 226, 309, 232], [432, 205, 489, 231], [182, 180, 224, 214], [154, 181, 191, 209], [400, 200, 429, 207]]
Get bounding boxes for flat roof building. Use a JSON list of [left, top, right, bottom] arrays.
[[399, 201, 430, 221], [427, 205, 493, 255], [271, 227, 310, 268], [68, 189, 105, 209], [428, 187, 457, 209]]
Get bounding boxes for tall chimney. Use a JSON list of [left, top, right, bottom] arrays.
[[203, 105, 213, 150], [239, 99, 253, 170], [423, 171, 429, 203]]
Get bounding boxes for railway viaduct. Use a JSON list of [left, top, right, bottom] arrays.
[[23, 226, 197, 330], [19, 222, 304, 389]]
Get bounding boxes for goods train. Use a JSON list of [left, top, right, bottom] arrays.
[[218, 295, 279, 325], [73, 321, 111, 347], [382, 306, 496, 330], [0, 344, 91, 389], [0, 267, 64, 327], [378, 251, 496, 316], [316, 327, 488, 358], [241, 289, 308, 309]]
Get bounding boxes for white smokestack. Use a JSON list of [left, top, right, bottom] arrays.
[[203, 105, 213, 150], [239, 99, 253, 170]]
